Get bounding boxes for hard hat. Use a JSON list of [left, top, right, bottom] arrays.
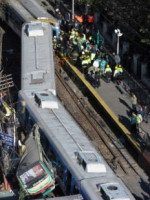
[[82, 51, 85, 55], [106, 64, 110, 68], [119, 64, 122, 68], [115, 66, 118, 69]]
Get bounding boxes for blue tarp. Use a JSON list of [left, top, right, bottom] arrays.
[[0, 132, 14, 148]]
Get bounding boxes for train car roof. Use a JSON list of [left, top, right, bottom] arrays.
[[20, 0, 58, 24], [7, 0, 33, 22], [19, 90, 134, 199], [19, 90, 115, 180], [21, 22, 56, 94], [81, 177, 135, 200]]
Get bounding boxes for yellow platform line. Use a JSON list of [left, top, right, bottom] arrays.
[[62, 56, 141, 153]]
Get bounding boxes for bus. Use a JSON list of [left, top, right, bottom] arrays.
[[16, 124, 55, 198]]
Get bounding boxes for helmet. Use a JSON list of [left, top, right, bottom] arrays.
[[106, 64, 110, 68], [82, 51, 85, 55], [119, 64, 122, 68], [115, 66, 118, 69]]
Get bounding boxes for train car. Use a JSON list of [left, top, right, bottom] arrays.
[[16, 124, 55, 197], [20, 0, 58, 25], [17, 21, 136, 200], [1, 0, 58, 37], [1, 0, 33, 36], [20, 20, 57, 131], [31, 194, 83, 200]]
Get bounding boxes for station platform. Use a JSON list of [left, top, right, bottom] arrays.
[[96, 78, 150, 138]]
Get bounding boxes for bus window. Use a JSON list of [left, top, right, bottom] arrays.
[[20, 163, 46, 186]]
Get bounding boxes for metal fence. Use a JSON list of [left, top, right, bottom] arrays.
[[123, 70, 150, 108]]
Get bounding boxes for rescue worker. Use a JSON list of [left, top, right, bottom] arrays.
[[87, 14, 94, 23], [70, 47, 79, 66], [136, 113, 143, 134], [99, 58, 107, 75], [81, 49, 91, 74], [69, 29, 76, 41], [87, 14, 94, 28], [104, 64, 112, 83], [80, 51, 87, 73], [53, 36, 57, 50], [74, 14, 84, 24], [90, 45, 96, 64], [113, 66, 120, 83], [80, 33, 86, 46], [88, 58, 99, 76], [87, 63, 101, 88], [118, 64, 123, 81]]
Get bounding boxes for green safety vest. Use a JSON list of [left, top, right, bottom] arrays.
[[100, 60, 107, 69], [137, 114, 143, 124]]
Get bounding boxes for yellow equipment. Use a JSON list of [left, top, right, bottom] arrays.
[[1, 100, 13, 117], [31, 17, 58, 26]]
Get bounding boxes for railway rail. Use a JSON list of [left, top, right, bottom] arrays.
[[54, 54, 150, 199]]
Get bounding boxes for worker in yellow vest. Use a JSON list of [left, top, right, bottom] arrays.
[[104, 64, 112, 83]]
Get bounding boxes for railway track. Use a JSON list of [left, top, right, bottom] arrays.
[[54, 54, 150, 199]]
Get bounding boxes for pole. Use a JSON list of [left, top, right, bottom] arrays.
[[117, 35, 119, 55], [72, 0, 74, 20]]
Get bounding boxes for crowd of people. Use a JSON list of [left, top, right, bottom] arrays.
[[53, 12, 124, 88], [53, 9, 149, 141]]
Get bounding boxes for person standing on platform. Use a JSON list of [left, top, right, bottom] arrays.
[[113, 66, 119, 83], [112, 52, 120, 66], [143, 105, 149, 123], [130, 112, 137, 134], [104, 64, 112, 83], [118, 64, 123, 81], [130, 92, 137, 112], [136, 113, 143, 134]]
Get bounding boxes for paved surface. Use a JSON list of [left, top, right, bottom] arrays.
[[96, 78, 150, 136]]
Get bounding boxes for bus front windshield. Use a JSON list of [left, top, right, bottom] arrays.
[[20, 163, 46, 185]]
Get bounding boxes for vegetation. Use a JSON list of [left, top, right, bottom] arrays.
[[78, 0, 150, 51]]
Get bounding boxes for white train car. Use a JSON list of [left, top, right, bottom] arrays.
[[20, 0, 57, 25], [1, 0, 33, 36], [17, 21, 136, 200], [1, 0, 58, 37]]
